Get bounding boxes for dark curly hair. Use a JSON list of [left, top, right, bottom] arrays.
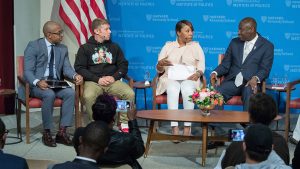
[[248, 93, 277, 125], [92, 94, 117, 124]]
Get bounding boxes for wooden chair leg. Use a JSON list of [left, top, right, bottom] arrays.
[[284, 110, 290, 142], [17, 100, 22, 140], [75, 85, 81, 128], [26, 105, 30, 144]]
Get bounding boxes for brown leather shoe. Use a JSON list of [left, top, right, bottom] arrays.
[[42, 131, 57, 147], [56, 132, 73, 146]]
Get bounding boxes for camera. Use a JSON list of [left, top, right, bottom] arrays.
[[229, 129, 245, 141], [116, 100, 131, 112]]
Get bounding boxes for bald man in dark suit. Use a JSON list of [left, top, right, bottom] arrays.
[[211, 17, 274, 111]]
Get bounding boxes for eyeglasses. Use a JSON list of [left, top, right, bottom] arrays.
[[49, 31, 64, 36]]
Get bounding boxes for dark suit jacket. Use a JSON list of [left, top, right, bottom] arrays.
[[214, 34, 274, 82], [24, 38, 76, 86], [0, 150, 29, 169], [51, 158, 99, 169]]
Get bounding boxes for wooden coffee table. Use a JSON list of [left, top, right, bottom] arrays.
[[137, 109, 249, 166]]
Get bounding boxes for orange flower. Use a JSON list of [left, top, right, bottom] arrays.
[[214, 99, 219, 105]]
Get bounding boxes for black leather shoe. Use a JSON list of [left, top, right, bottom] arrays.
[[214, 141, 225, 147], [290, 137, 299, 145], [207, 141, 225, 150], [207, 141, 217, 149], [56, 132, 73, 146], [42, 132, 57, 147]]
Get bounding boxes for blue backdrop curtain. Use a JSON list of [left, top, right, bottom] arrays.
[[0, 0, 15, 114]]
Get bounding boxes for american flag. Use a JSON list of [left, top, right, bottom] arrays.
[[59, 0, 107, 45]]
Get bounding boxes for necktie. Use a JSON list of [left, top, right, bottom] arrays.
[[48, 45, 54, 80], [242, 42, 251, 63], [235, 72, 243, 87], [235, 42, 251, 87]]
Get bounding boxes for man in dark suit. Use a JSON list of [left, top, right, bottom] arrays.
[[0, 118, 29, 169], [49, 121, 110, 169], [211, 17, 274, 111], [23, 21, 83, 147]]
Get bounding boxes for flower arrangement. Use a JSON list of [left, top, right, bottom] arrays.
[[189, 86, 224, 110]]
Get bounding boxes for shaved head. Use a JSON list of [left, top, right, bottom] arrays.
[[240, 17, 257, 32], [43, 21, 60, 36], [238, 17, 257, 41], [43, 21, 63, 44]]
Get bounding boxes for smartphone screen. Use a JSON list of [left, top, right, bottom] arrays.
[[116, 100, 130, 112], [229, 129, 245, 141]]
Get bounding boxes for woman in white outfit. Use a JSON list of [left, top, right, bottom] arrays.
[[156, 20, 205, 138]]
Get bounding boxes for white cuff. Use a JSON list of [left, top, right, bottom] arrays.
[[33, 79, 39, 86], [211, 71, 218, 76]]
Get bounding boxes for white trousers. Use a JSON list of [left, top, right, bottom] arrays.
[[167, 79, 196, 127], [293, 115, 300, 141]]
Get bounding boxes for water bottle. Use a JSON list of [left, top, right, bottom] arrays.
[[144, 70, 150, 86]]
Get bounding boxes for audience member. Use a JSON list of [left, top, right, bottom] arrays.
[[215, 93, 289, 169], [234, 124, 291, 169], [49, 121, 110, 169], [74, 18, 134, 132], [210, 17, 274, 111], [72, 94, 144, 169], [156, 20, 205, 137], [22, 21, 83, 147], [292, 141, 300, 169], [0, 118, 29, 169]]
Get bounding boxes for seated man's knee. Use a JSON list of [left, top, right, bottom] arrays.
[[126, 88, 135, 100], [83, 89, 98, 101], [43, 90, 56, 100], [117, 83, 135, 100], [66, 88, 75, 98], [243, 85, 253, 94]]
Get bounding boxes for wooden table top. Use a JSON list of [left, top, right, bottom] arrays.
[[0, 89, 16, 95], [266, 84, 296, 92], [133, 81, 152, 89], [137, 109, 250, 123]]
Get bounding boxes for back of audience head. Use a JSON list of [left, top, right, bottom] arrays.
[[73, 127, 85, 155], [243, 123, 273, 162], [0, 118, 7, 149], [92, 94, 117, 124], [78, 121, 110, 158], [248, 93, 277, 125]]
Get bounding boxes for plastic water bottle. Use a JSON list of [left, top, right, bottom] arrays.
[[144, 70, 150, 86]]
